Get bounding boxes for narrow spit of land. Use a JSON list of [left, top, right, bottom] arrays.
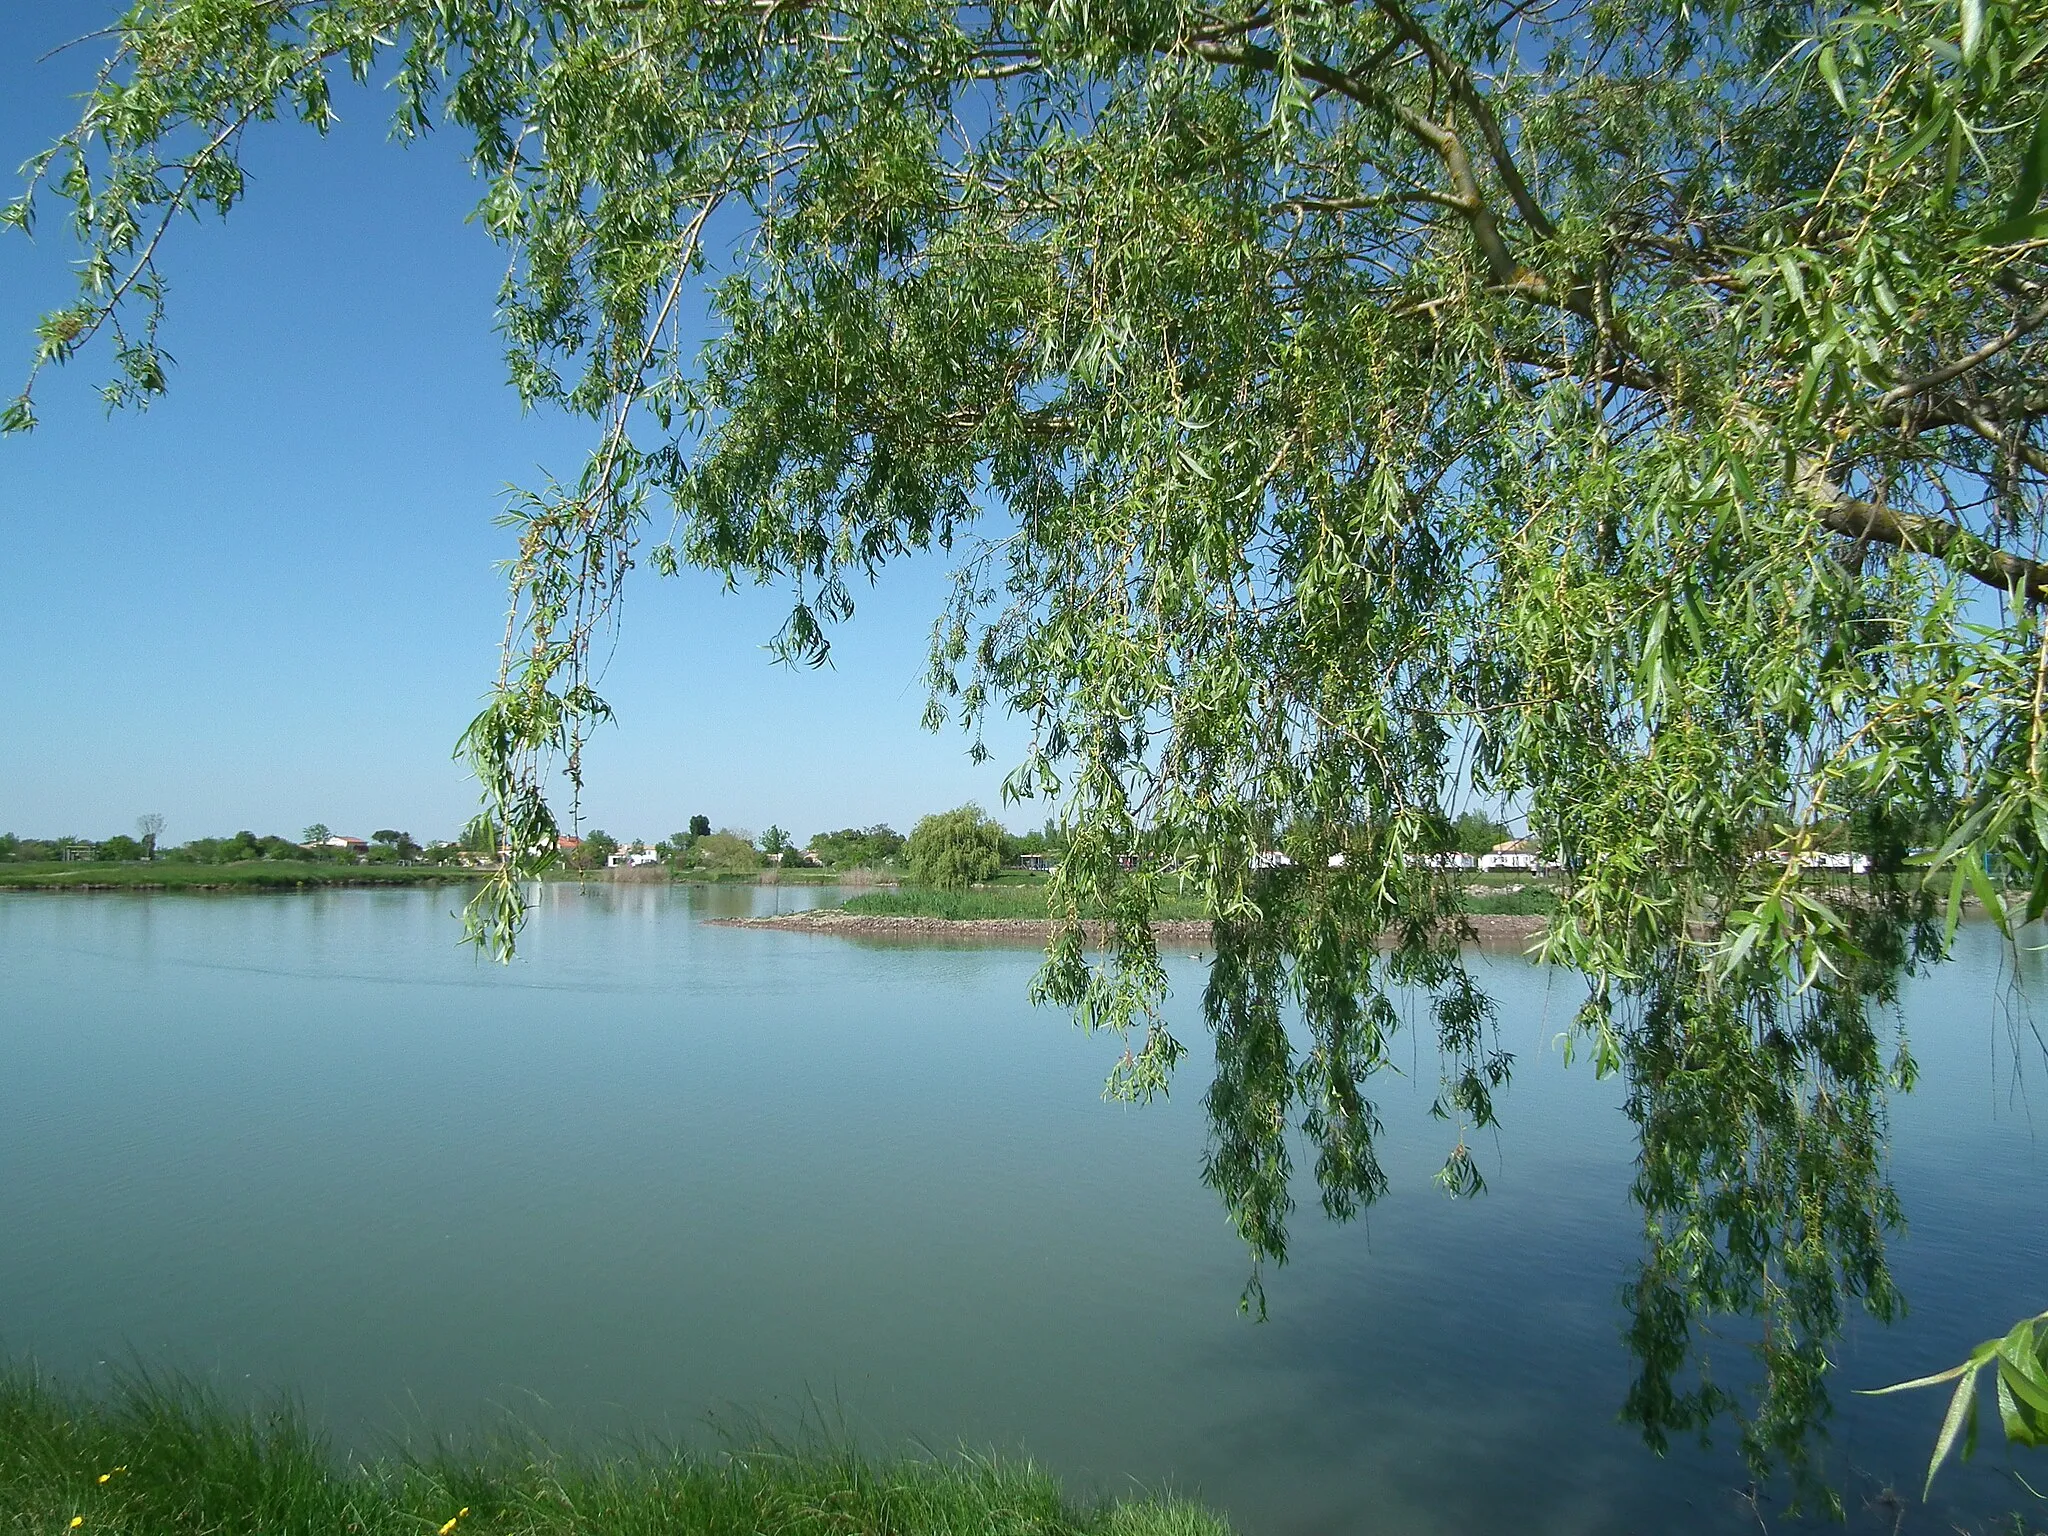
[[716, 907, 1549, 943], [715, 882, 1555, 944], [0, 1373, 1228, 1536]]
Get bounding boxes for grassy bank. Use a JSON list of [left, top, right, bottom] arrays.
[[0, 1372, 1227, 1536], [668, 867, 868, 885], [1463, 885, 1559, 916], [843, 886, 1209, 922], [844, 882, 1557, 922], [0, 861, 478, 891]]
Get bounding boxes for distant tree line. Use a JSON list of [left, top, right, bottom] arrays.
[[0, 805, 1079, 880], [546, 807, 1071, 884], [0, 821, 460, 866]]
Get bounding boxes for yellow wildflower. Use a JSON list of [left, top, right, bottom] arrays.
[[70, 1519, 83, 1529], [437, 1508, 470, 1536]]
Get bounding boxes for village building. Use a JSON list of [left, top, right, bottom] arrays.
[[1477, 838, 1541, 873]]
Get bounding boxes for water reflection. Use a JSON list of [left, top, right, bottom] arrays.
[[1195, 878, 1957, 1509]]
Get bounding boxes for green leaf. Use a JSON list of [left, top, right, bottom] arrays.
[[1965, 854, 2009, 935], [1934, 803, 1995, 865], [1774, 249, 1807, 304], [1972, 209, 2048, 246], [2008, 114, 2048, 222], [1998, 1354, 2048, 1430], [1925, 1363, 1983, 1497], [1861, 1360, 1974, 1395], [1995, 1322, 2048, 1440], [1961, 0, 1983, 60], [2025, 863, 2048, 925], [1882, 109, 1950, 174], [1816, 44, 1846, 108]]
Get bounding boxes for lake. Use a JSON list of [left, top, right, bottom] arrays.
[[2, 883, 2043, 1533]]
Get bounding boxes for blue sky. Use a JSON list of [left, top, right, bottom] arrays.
[[0, 3, 1029, 847]]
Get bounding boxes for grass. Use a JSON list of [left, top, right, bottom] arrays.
[[0, 861, 478, 891], [0, 1371, 1229, 1536], [661, 868, 873, 885], [843, 880, 1558, 922], [1462, 885, 1560, 916], [841, 885, 1212, 921]]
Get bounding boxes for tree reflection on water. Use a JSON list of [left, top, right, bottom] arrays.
[[1194, 873, 1943, 1514]]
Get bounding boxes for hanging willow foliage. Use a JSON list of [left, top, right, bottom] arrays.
[[13, 0, 2048, 1507]]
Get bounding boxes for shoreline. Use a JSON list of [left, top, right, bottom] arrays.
[[0, 868, 482, 893], [710, 906, 1549, 945]]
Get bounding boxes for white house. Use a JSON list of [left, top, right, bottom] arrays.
[[1478, 838, 1541, 873], [606, 843, 662, 868], [1414, 852, 1479, 871]]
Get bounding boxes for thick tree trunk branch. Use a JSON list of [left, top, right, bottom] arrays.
[[1799, 459, 2048, 604]]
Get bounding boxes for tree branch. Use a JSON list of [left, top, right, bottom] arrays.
[[1879, 296, 2048, 410], [1798, 459, 2048, 605], [1370, 0, 1558, 242], [1912, 398, 2048, 478], [1188, 37, 1526, 288]]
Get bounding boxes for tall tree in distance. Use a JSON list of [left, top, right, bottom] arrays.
[[14, 0, 2048, 1503], [135, 812, 164, 860], [906, 805, 1005, 889]]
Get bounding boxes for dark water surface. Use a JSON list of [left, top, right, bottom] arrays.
[[2, 884, 2044, 1533]]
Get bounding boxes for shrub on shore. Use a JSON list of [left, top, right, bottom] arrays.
[[0, 1371, 1229, 1536]]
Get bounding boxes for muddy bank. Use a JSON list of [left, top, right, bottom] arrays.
[[708, 907, 1547, 946]]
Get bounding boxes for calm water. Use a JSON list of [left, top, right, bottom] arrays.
[[2, 883, 2044, 1533]]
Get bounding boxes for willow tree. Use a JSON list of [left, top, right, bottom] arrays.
[[13, 0, 2048, 1503]]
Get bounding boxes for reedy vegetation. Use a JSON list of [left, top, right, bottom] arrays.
[[0, 1371, 1225, 1536], [13, 0, 2048, 1503]]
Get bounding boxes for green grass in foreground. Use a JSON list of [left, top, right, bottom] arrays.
[[0, 1372, 1227, 1536], [0, 861, 477, 891]]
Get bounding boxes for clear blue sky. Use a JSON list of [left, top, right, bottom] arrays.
[[0, 3, 1030, 847]]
